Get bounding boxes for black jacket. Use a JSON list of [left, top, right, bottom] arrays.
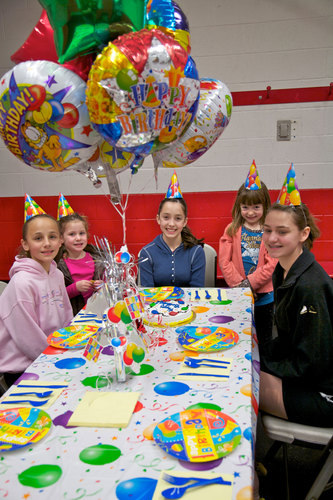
[[261, 248, 333, 394]]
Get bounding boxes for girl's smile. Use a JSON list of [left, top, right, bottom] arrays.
[[240, 203, 263, 230], [22, 217, 61, 272], [61, 220, 88, 259], [157, 201, 188, 250]]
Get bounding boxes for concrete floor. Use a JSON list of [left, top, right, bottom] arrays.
[[255, 414, 332, 500]]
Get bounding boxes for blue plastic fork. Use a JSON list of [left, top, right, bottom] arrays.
[[185, 356, 230, 365], [0, 399, 49, 407], [163, 473, 228, 486], [8, 391, 53, 398], [184, 359, 228, 369], [161, 477, 232, 498]]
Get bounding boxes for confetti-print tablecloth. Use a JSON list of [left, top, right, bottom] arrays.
[[0, 288, 259, 500]]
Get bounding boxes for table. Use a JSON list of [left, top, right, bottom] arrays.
[[0, 288, 259, 500]]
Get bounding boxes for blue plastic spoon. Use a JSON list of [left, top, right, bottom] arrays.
[[161, 477, 232, 499]]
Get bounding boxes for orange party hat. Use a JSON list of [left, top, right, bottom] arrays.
[[277, 163, 301, 206], [24, 194, 46, 222], [245, 160, 261, 190], [166, 171, 183, 199], [57, 193, 74, 219]]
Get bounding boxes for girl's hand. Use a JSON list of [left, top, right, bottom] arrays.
[[76, 280, 93, 293], [92, 280, 104, 290]]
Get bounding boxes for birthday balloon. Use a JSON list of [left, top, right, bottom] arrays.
[[18, 464, 62, 488], [0, 61, 100, 172], [145, 0, 191, 53], [11, 10, 95, 81], [153, 78, 232, 168], [86, 29, 200, 162], [39, 0, 146, 63]]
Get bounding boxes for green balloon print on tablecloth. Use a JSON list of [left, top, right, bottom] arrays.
[[79, 444, 121, 465], [18, 464, 62, 488]]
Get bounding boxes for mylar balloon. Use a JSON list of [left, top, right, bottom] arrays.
[[0, 61, 100, 172], [39, 0, 146, 63], [153, 78, 232, 168], [11, 10, 95, 81], [86, 29, 199, 162], [145, 0, 191, 53]]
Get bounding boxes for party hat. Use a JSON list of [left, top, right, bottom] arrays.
[[277, 163, 301, 206], [166, 171, 183, 199], [245, 160, 261, 190], [57, 193, 74, 219], [24, 194, 46, 222]]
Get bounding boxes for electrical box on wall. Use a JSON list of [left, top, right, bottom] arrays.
[[277, 120, 291, 141]]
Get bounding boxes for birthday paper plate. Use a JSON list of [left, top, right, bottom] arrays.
[[140, 286, 184, 302], [47, 324, 102, 349], [176, 325, 239, 352], [0, 407, 52, 452], [153, 408, 241, 462]]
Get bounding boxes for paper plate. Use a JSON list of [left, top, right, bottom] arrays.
[[153, 408, 241, 462], [140, 286, 184, 302], [176, 325, 239, 352], [0, 407, 52, 452], [47, 324, 102, 349]]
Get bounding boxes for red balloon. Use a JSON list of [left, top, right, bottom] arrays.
[[56, 103, 79, 128], [119, 336, 127, 346], [123, 352, 133, 366], [10, 10, 94, 81], [27, 85, 46, 111], [107, 307, 121, 323]]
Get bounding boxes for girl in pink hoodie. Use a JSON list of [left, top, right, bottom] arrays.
[[0, 214, 73, 388], [219, 164, 277, 353]]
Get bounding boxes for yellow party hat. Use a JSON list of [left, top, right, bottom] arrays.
[[277, 163, 301, 206], [57, 193, 75, 219], [245, 160, 261, 190], [24, 194, 46, 222], [165, 171, 183, 199]]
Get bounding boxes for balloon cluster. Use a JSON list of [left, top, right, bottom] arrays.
[[0, 0, 232, 188], [111, 336, 145, 366]]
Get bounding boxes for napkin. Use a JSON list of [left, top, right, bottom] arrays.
[[0, 380, 67, 409], [67, 391, 141, 427], [152, 470, 234, 500], [176, 357, 232, 382]]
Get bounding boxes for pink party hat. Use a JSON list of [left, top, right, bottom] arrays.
[[57, 193, 74, 220], [166, 171, 183, 199], [245, 160, 261, 190], [277, 163, 301, 206], [24, 194, 46, 222]]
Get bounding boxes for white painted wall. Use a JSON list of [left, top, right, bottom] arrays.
[[0, 0, 332, 196]]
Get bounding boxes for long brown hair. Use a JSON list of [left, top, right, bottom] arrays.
[[158, 198, 204, 249], [227, 181, 271, 236], [267, 203, 320, 250]]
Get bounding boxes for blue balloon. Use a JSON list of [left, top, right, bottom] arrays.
[[154, 381, 190, 396], [55, 357, 86, 369], [116, 477, 158, 500]]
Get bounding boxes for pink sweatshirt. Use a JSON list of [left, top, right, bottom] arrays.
[[0, 257, 73, 374], [219, 225, 278, 293]]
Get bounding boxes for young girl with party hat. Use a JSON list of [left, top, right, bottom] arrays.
[[0, 196, 73, 388], [139, 172, 206, 287], [260, 164, 333, 426], [219, 161, 278, 351], [57, 194, 104, 316]]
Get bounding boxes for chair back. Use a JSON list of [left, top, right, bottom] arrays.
[[203, 244, 217, 287], [0, 281, 7, 295]]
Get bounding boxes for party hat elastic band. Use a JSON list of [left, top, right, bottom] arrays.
[[245, 160, 261, 190], [57, 193, 75, 219], [24, 194, 46, 222], [166, 171, 183, 199], [277, 163, 301, 206]]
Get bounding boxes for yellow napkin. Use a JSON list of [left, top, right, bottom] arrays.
[[67, 391, 140, 428], [176, 357, 232, 382], [0, 380, 67, 410], [152, 470, 234, 500]]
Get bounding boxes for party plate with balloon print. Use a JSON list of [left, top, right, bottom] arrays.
[[0, 407, 52, 452], [47, 324, 102, 349], [140, 286, 184, 302], [153, 408, 241, 462], [176, 325, 239, 352]]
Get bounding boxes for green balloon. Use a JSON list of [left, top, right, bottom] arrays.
[[18, 464, 62, 488], [120, 308, 132, 324], [132, 346, 145, 363], [186, 402, 222, 411], [79, 444, 121, 465]]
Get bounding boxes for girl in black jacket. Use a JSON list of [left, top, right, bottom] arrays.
[[260, 202, 333, 426]]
